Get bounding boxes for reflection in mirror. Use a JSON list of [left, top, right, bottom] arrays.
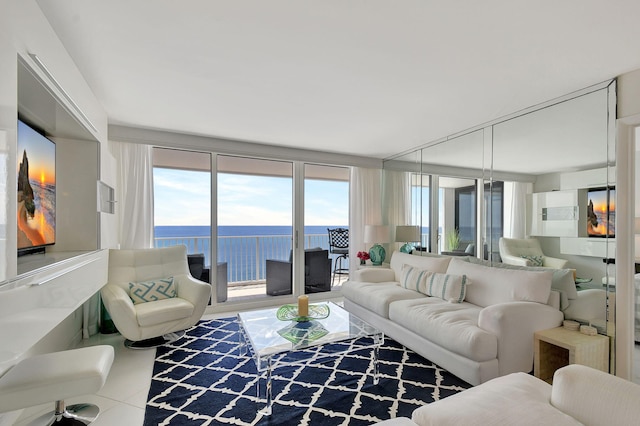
[[384, 83, 616, 372], [421, 130, 486, 256]]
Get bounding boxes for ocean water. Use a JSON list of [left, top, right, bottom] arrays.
[[154, 225, 347, 282]]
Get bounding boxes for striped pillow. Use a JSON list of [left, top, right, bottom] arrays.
[[399, 264, 431, 292], [425, 272, 469, 303], [129, 277, 176, 304]]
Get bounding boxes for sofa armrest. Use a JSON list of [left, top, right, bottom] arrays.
[[562, 289, 606, 323], [542, 256, 568, 269], [478, 301, 563, 375], [551, 364, 640, 425], [350, 267, 396, 283]]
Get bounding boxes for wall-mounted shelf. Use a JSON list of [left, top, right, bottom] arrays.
[[560, 237, 616, 258]]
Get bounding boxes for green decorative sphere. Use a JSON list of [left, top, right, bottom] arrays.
[[369, 244, 386, 265]]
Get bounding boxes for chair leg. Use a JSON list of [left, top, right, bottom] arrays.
[[124, 330, 185, 349], [26, 399, 101, 426]]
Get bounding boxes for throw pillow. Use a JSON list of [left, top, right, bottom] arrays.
[[399, 264, 431, 292], [520, 255, 544, 266], [129, 277, 176, 304], [425, 272, 469, 303]]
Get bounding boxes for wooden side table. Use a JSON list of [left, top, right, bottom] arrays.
[[534, 327, 609, 383]]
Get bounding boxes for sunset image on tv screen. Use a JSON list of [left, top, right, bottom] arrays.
[[586, 188, 615, 237], [17, 120, 56, 250]]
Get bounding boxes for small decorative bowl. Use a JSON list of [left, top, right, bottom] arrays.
[[276, 303, 330, 322]]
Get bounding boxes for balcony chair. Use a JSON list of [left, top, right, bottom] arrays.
[[102, 245, 211, 349], [187, 253, 228, 302], [266, 248, 332, 296], [328, 227, 349, 285], [498, 237, 568, 268]]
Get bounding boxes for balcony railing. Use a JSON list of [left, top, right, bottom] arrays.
[[154, 233, 336, 284]]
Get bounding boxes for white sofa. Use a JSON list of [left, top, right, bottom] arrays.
[[376, 364, 640, 426], [342, 251, 565, 385]]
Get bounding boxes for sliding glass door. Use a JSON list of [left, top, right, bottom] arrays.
[[217, 155, 293, 302], [303, 164, 349, 294], [152, 147, 213, 297]]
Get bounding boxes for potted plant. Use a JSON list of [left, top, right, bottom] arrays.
[[357, 251, 370, 265], [446, 228, 461, 251]]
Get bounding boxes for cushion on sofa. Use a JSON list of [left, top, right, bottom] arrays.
[[390, 252, 451, 281], [341, 281, 426, 318], [389, 298, 496, 362], [447, 258, 552, 308], [425, 272, 468, 303], [399, 265, 469, 303], [411, 372, 582, 426], [467, 257, 578, 300], [399, 264, 431, 291]]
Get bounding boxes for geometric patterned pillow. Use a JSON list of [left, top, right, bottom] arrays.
[[424, 272, 469, 303], [399, 264, 432, 292], [520, 255, 544, 267], [128, 277, 176, 304]]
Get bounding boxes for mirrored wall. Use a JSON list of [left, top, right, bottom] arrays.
[[384, 80, 617, 371]]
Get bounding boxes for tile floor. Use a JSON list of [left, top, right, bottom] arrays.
[[14, 331, 155, 426]]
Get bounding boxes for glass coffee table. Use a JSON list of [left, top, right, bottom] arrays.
[[237, 301, 383, 415]]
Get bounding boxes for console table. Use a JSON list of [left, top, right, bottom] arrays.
[[534, 327, 609, 383], [0, 250, 108, 375]]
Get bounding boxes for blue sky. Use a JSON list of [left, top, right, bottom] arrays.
[[154, 168, 348, 227]]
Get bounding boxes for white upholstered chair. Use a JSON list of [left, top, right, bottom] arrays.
[[498, 237, 568, 269], [101, 245, 210, 348]]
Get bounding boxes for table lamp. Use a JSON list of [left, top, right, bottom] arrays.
[[395, 225, 420, 254], [364, 225, 390, 265]]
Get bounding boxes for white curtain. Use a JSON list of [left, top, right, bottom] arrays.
[[110, 141, 155, 249], [506, 181, 532, 239], [383, 170, 411, 251], [349, 167, 383, 274]]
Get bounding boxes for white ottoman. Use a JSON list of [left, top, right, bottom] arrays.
[[0, 345, 114, 425]]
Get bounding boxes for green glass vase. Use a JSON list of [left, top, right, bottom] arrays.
[[369, 243, 386, 265]]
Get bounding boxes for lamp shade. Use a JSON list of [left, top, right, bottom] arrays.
[[364, 225, 389, 243], [395, 225, 420, 242]]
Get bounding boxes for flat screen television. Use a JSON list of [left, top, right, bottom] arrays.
[[17, 119, 56, 255], [586, 186, 615, 238]]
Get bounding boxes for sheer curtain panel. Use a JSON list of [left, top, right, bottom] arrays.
[[111, 141, 155, 249], [349, 167, 383, 273]]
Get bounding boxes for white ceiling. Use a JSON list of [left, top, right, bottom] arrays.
[[36, 0, 640, 159]]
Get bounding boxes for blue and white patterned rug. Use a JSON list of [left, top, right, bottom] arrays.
[[144, 317, 471, 426]]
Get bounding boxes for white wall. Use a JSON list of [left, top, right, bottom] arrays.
[[0, 0, 110, 279], [0, 7, 113, 425]]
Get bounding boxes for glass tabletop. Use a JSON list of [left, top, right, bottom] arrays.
[[237, 301, 381, 359]]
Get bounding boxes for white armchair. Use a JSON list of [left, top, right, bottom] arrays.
[[498, 237, 568, 269], [101, 245, 211, 348]]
